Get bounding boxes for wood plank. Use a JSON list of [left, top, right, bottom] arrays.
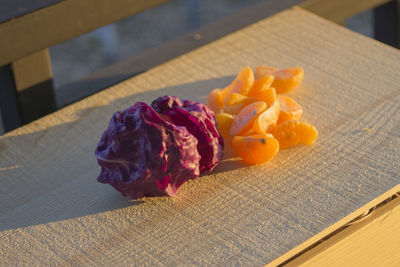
[[301, 0, 390, 24], [2, 49, 57, 127], [0, 0, 62, 24], [0, 0, 170, 66], [284, 193, 400, 266], [56, 0, 304, 107], [0, 7, 399, 265], [12, 49, 54, 92]]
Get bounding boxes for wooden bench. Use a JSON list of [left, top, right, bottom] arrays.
[[1, 5, 399, 265]]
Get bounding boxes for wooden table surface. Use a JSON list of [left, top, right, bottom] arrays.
[[1, 7, 399, 266]]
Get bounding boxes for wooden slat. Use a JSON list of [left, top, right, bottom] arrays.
[[0, 7, 399, 266], [0, 0, 169, 66], [56, 0, 304, 107], [301, 0, 390, 24], [12, 49, 54, 92], [0, 0, 62, 24], [2, 49, 58, 127]]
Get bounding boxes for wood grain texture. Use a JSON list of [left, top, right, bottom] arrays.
[[286, 196, 400, 266], [0, 7, 399, 266]]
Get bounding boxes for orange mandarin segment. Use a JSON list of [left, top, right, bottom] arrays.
[[297, 122, 318, 146], [272, 67, 304, 94], [215, 112, 235, 139], [232, 134, 279, 165], [230, 101, 267, 136], [255, 66, 304, 93], [223, 93, 258, 115], [226, 66, 255, 97], [225, 93, 256, 106], [207, 88, 226, 113], [223, 104, 246, 115], [255, 66, 278, 80], [272, 120, 318, 149], [277, 95, 303, 124], [248, 75, 276, 106], [252, 100, 280, 134], [248, 75, 274, 95], [257, 86, 277, 107], [226, 92, 246, 106]]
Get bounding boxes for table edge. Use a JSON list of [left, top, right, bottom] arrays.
[[267, 184, 400, 266]]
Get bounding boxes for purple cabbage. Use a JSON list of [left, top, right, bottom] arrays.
[[151, 96, 224, 172], [95, 96, 224, 199]]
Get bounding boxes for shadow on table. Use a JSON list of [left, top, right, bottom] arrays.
[[0, 75, 265, 232]]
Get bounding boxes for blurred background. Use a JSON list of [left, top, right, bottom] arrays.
[[49, 0, 374, 90], [1, 0, 399, 134]]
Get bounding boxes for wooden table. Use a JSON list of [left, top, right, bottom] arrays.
[[1, 7, 399, 266]]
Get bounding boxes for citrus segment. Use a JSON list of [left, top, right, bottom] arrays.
[[206, 66, 317, 165], [206, 88, 225, 113], [255, 66, 278, 80], [248, 75, 274, 95], [215, 112, 235, 138], [232, 134, 279, 164], [272, 67, 304, 93], [230, 101, 267, 136], [248, 75, 276, 106], [226, 66, 255, 97], [223, 93, 258, 115], [258, 86, 277, 107], [225, 93, 258, 106], [223, 104, 246, 115], [252, 100, 280, 134], [277, 95, 303, 124], [272, 120, 318, 149], [255, 66, 304, 93]]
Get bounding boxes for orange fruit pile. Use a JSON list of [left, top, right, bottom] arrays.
[[207, 66, 318, 165]]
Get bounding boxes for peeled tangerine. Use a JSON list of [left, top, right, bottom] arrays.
[[277, 95, 303, 124], [223, 93, 258, 115], [252, 100, 280, 134], [207, 88, 226, 114], [226, 92, 254, 106], [247, 75, 276, 106], [255, 66, 304, 94], [206, 65, 317, 166], [230, 101, 267, 136], [272, 120, 318, 149], [226, 66, 255, 96], [215, 112, 235, 138], [232, 134, 279, 165]]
